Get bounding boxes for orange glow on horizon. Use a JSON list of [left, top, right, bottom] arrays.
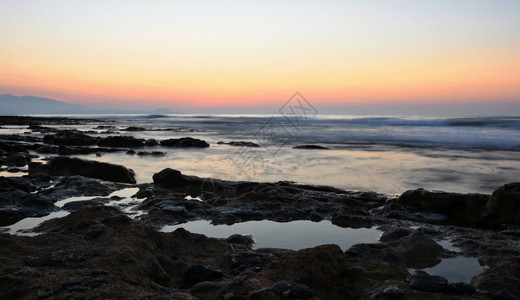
[[1, 30, 519, 108]]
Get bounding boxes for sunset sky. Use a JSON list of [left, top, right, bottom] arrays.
[[1, 1, 519, 113]]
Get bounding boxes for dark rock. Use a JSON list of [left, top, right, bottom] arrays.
[[409, 271, 450, 292], [472, 267, 520, 298], [345, 243, 405, 266], [121, 276, 140, 285], [190, 281, 227, 299], [379, 227, 413, 242], [35, 145, 59, 154], [374, 286, 405, 300], [33, 206, 132, 235], [28, 124, 53, 132], [90, 269, 109, 276], [417, 226, 439, 235], [0, 208, 24, 226], [387, 231, 444, 268], [449, 282, 476, 294], [293, 145, 330, 150], [3, 153, 28, 167], [135, 187, 154, 199], [331, 214, 372, 228], [45, 157, 136, 184], [499, 229, 520, 237], [395, 188, 489, 226], [27, 162, 47, 176], [145, 139, 159, 146], [6, 167, 25, 173], [160, 137, 209, 148], [97, 136, 144, 147], [126, 150, 136, 155], [116, 252, 135, 263], [155, 202, 189, 216], [412, 211, 448, 224], [488, 292, 519, 300], [124, 127, 146, 131], [226, 234, 254, 248], [83, 223, 108, 238], [153, 168, 203, 194], [0, 191, 57, 226], [271, 281, 315, 298], [229, 248, 294, 275], [43, 132, 97, 146], [137, 151, 165, 156], [330, 202, 371, 228], [6, 177, 36, 192], [183, 264, 223, 284], [41, 176, 123, 199], [217, 141, 260, 147], [0, 177, 10, 191], [62, 198, 109, 212], [485, 182, 520, 225]]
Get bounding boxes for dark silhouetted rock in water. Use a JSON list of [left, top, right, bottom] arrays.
[[2, 153, 29, 167], [43, 157, 136, 184], [124, 127, 146, 131], [485, 182, 520, 225], [217, 141, 260, 147], [386, 184, 520, 228], [160, 137, 209, 148], [390, 188, 489, 226], [97, 136, 144, 147], [137, 151, 165, 156], [43, 131, 97, 146], [152, 168, 202, 194], [293, 145, 330, 150]]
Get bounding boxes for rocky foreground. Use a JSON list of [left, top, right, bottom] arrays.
[[1, 116, 520, 299]]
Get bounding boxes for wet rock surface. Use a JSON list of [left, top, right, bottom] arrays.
[[97, 135, 145, 147], [217, 141, 260, 147], [43, 131, 98, 146], [160, 137, 210, 148], [293, 144, 330, 150], [0, 168, 519, 299], [35, 157, 137, 184]]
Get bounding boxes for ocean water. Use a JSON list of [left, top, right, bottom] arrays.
[[3, 114, 520, 194]]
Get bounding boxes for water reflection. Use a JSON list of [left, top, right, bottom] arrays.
[[161, 219, 383, 250], [415, 256, 486, 283]]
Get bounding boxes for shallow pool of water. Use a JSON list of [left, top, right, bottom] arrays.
[[414, 255, 486, 283], [161, 219, 383, 250], [409, 239, 487, 283], [2, 187, 144, 235], [5, 211, 70, 236]]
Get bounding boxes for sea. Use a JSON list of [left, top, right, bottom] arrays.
[[2, 114, 520, 195]]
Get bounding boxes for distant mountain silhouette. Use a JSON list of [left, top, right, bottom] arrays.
[[0, 94, 176, 115], [0, 94, 85, 114]]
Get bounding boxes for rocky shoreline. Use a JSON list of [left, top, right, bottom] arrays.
[[1, 116, 519, 299]]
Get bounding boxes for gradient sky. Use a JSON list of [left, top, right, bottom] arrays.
[[1, 0, 519, 113]]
